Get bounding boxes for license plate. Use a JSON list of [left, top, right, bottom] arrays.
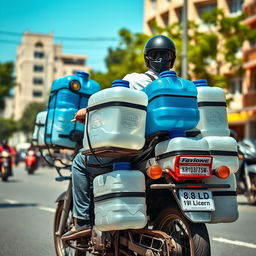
[[179, 189, 215, 211], [179, 166, 210, 175]]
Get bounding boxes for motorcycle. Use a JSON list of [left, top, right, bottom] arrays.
[[25, 149, 38, 174], [237, 138, 256, 205], [52, 138, 233, 256], [0, 150, 12, 182]]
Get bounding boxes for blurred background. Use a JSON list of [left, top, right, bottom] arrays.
[[1, 0, 256, 255]]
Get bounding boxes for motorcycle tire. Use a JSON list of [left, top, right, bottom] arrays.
[[246, 174, 256, 205], [27, 167, 35, 175], [53, 201, 87, 256], [153, 208, 211, 256], [1, 166, 9, 182]]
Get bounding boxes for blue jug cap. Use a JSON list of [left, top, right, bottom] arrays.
[[160, 70, 177, 78], [112, 80, 130, 88], [76, 71, 89, 79], [193, 79, 208, 87], [113, 162, 131, 171], [168, 130, 186, 139]]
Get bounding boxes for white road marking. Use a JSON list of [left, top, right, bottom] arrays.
[[213, 237, 256, 249], [37, 206, 55, 213], [4, 199, 19, 204], [4, 199, 55, 213]]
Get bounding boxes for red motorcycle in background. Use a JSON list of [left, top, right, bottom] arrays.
[[25, 149, 38, 174]]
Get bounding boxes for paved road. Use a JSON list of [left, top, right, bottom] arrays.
[[0, 163, 256, 256]]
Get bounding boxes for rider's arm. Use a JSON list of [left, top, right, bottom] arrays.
[[71, 108, 87, 124]]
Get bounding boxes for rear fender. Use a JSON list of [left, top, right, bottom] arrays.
[[55, 191, 66, 203]]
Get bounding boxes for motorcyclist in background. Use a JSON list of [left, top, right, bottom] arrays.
[[0, 139, 16, 176], [61, 35, 177, 241]]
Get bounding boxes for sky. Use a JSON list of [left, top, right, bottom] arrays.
[[0, 0, 144, 72]]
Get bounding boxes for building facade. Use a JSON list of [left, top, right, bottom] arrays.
[[227, 0, 256, 139], [143, 0, 256, 140], [13, 32, 90, 120]]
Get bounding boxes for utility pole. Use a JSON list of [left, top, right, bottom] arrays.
[[181, 0, 188, 79]]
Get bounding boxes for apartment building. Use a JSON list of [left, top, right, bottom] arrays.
[[228, 0, 256, 139], [13, 32, 90, 120], [143, 0, 256, 139]]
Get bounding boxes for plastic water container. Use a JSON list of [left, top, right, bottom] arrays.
[[193, 80, 230, 137], [93, 162, 147, 231], [45, 71, 100, 149], [155, 136, 211, 178], [83, 80, 148, 151], [32, 111, 47, 147], [203, 174, 238, 223], [205, 136, 239, 173], [143, 71, 199, 137]]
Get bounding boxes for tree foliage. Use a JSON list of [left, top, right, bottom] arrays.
[[19, 102, 46, 137], [0, 62, 15, 109], [91, 9, 255, 90], [0, 117, 18, 141]]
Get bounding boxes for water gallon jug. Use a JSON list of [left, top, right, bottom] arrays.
[[93, 162, 147, 231], [205, 136, 239, 173], [193, 79, 230, 137], [203, 174, 238, 223], [142, 70, 199, 137], [45, 71, 101, 149], [155, 134, 212, 181], [32, 111, 48, 147], [83, 80, 148, 153]]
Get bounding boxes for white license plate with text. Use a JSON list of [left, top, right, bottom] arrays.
[[179, 189, 215, 211], [179, 166, 210, 175]]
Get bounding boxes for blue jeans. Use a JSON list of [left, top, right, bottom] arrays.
[[71, 151, 112, 221]]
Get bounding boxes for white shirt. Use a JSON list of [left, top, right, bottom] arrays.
[[122, 69, 159, 90]]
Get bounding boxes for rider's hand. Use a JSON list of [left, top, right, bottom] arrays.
[[71, 108, 87, 124]]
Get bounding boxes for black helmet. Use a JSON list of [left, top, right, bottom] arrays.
[[144, 35, 176, 74], [2, 139, 8, 146]]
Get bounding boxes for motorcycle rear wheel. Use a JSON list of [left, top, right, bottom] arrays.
[[54, 201, 87, 256], [246, 174, 256, 205], [153, 208, 210, 256], [1, 165, 9, 182]]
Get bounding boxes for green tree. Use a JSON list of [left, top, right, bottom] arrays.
[[0, 62, 15, 109], [92, 9, 255, 91], [0, 118, 18, 141], [19, 102, 46, 138]]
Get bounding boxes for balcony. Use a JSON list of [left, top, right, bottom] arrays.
[[243, 91, 256, 108], [243, 1, 256, 18], [243, 46, 256, 65]]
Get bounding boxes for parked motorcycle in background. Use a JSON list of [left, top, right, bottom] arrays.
[[25, 149, 38, 175], [237, 138, 256, 205], [0, 150, 13, 182]]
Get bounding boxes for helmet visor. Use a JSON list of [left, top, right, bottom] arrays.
[[148, 50, 173, 61]]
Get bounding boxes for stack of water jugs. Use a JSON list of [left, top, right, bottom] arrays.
[[85, 70, 239, 231], [32, 71, 101, 149]]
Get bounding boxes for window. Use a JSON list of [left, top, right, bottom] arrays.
[[33, 77, 43, 85], [161, 12, 169, 27], [34, 51, 44, 59], [229, 77, 243, 94], [35, 41, 43, 48], [33, 90, 43, 97], [34, 65, 44, 72], [197, 3, 217, 19], [228, 0, 243, 14], [175, 7, 183, 23], [62, 58, 84, 65], [251, 70, 256, 91]]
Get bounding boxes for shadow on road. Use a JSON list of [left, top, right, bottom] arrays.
[[0, 203, 38, 208], [2, 179, 23, 183]]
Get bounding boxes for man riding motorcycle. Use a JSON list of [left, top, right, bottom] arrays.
[[0, 139, 16, 176], [61, 35, 177, 241]]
